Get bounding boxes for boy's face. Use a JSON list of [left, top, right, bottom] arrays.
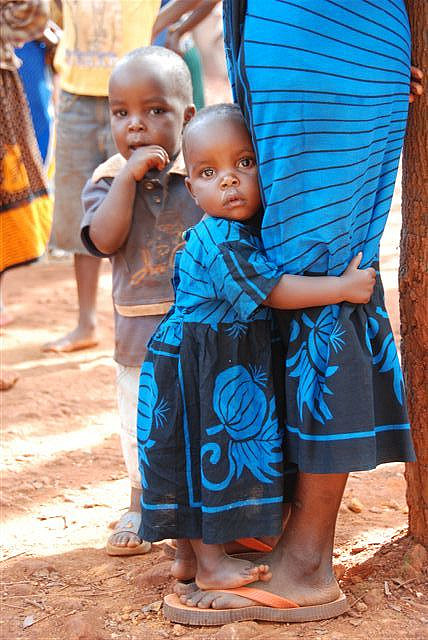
[[185, 117, 261, 222], [109, 59, 195, 161]]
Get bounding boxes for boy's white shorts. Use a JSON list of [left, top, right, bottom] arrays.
[[116, 364, 141, 489]]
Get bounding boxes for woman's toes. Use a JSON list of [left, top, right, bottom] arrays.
[[185, 589, 216, 608], [174, 582, 197, 596], [196, 591, 220, 609], [211, 594, 253, 609]]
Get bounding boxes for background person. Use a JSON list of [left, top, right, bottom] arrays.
[[0, 0, 52, 331], [42, 0, 161, 353]]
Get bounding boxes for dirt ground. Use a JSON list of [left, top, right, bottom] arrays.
[[1, 173, 427, 640]]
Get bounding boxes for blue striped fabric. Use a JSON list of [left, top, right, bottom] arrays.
[[223, 0, 415, 473], [225, 0, 410, 275]]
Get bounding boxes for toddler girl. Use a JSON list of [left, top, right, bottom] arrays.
[[137, 103, 376, 591]]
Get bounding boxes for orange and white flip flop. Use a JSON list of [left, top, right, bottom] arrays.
[[163, 587, 349, 625]]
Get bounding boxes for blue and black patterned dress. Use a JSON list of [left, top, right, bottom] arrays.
[[137, 217, 294, 544], [223, 0, 415, 472]]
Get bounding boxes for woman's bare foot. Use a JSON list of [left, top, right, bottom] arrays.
[[171, 539, 198, 582], [42, 325, 98, 353]]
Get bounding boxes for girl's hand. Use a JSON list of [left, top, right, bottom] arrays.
[[340, 253, 376, 304], [126, 145, 169, 182], [409, 66, 424, 103]]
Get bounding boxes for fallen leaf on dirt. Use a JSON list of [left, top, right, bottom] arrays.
[[348, 618, 363, 627], [347, 498, 364, 513], [22, 615, 35, 629], [0, 372, 19, 391], [83, 503, 110, 509], [142, 601, 163, 613], [351, 546, 366, 555], [384, 581, 391, 596]]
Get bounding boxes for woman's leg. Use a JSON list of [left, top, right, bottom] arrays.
[[180, 472, 347, 609]]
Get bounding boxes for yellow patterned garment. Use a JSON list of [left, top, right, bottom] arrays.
[[0, 71, 52, 274], [54, 0, 161, 97]]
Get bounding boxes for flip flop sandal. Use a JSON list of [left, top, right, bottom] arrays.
[[163, 587, 348, 625], [162, 537, 272, 560], [106, 511, 151, 556]]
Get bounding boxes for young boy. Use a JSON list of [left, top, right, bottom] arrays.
[[80, 46, 202, 555]]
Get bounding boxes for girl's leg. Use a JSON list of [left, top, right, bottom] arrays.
[[171, 539, 198, 582], [171, 512, 289, 581], [189, 539, 272, 590], [180, 472, 347, 608]]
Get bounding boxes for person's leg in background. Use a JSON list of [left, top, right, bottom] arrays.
[[106, 364, 151, 555], [43, 92, 114, 352]]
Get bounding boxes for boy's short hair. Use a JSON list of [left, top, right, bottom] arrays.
[[182, 103, 245, 162], [111, 45, 193, 105]]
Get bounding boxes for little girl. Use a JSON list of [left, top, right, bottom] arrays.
[[137, 103, 376, 591]]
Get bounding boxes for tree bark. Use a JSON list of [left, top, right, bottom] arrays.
[[400, 1, 428, 547]]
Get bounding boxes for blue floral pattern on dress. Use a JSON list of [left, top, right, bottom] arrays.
[[137, 361, 168, 487], [365, 307, 404, 405], [201, 365, 282, 490], [286, 306, 345, 424]]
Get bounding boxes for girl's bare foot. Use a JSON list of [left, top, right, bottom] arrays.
[[195, 555, 271, 590]]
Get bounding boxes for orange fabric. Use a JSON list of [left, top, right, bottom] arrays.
[[236, 538, 273, 553], [216, 587, 299, 609], [0, 195, 52, 272]]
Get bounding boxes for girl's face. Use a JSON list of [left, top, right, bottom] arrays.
[[184, 116, 261, 222]]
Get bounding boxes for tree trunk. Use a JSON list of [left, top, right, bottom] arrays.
[[400, 1, 428, 547]]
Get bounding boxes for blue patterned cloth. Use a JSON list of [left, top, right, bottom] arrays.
[[137, 217, 295, 544], [223, 0, 415, 472], [16, 41, 53, 164]]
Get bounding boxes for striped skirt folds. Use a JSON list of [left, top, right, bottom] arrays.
[[223, 0, 415, 472]]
